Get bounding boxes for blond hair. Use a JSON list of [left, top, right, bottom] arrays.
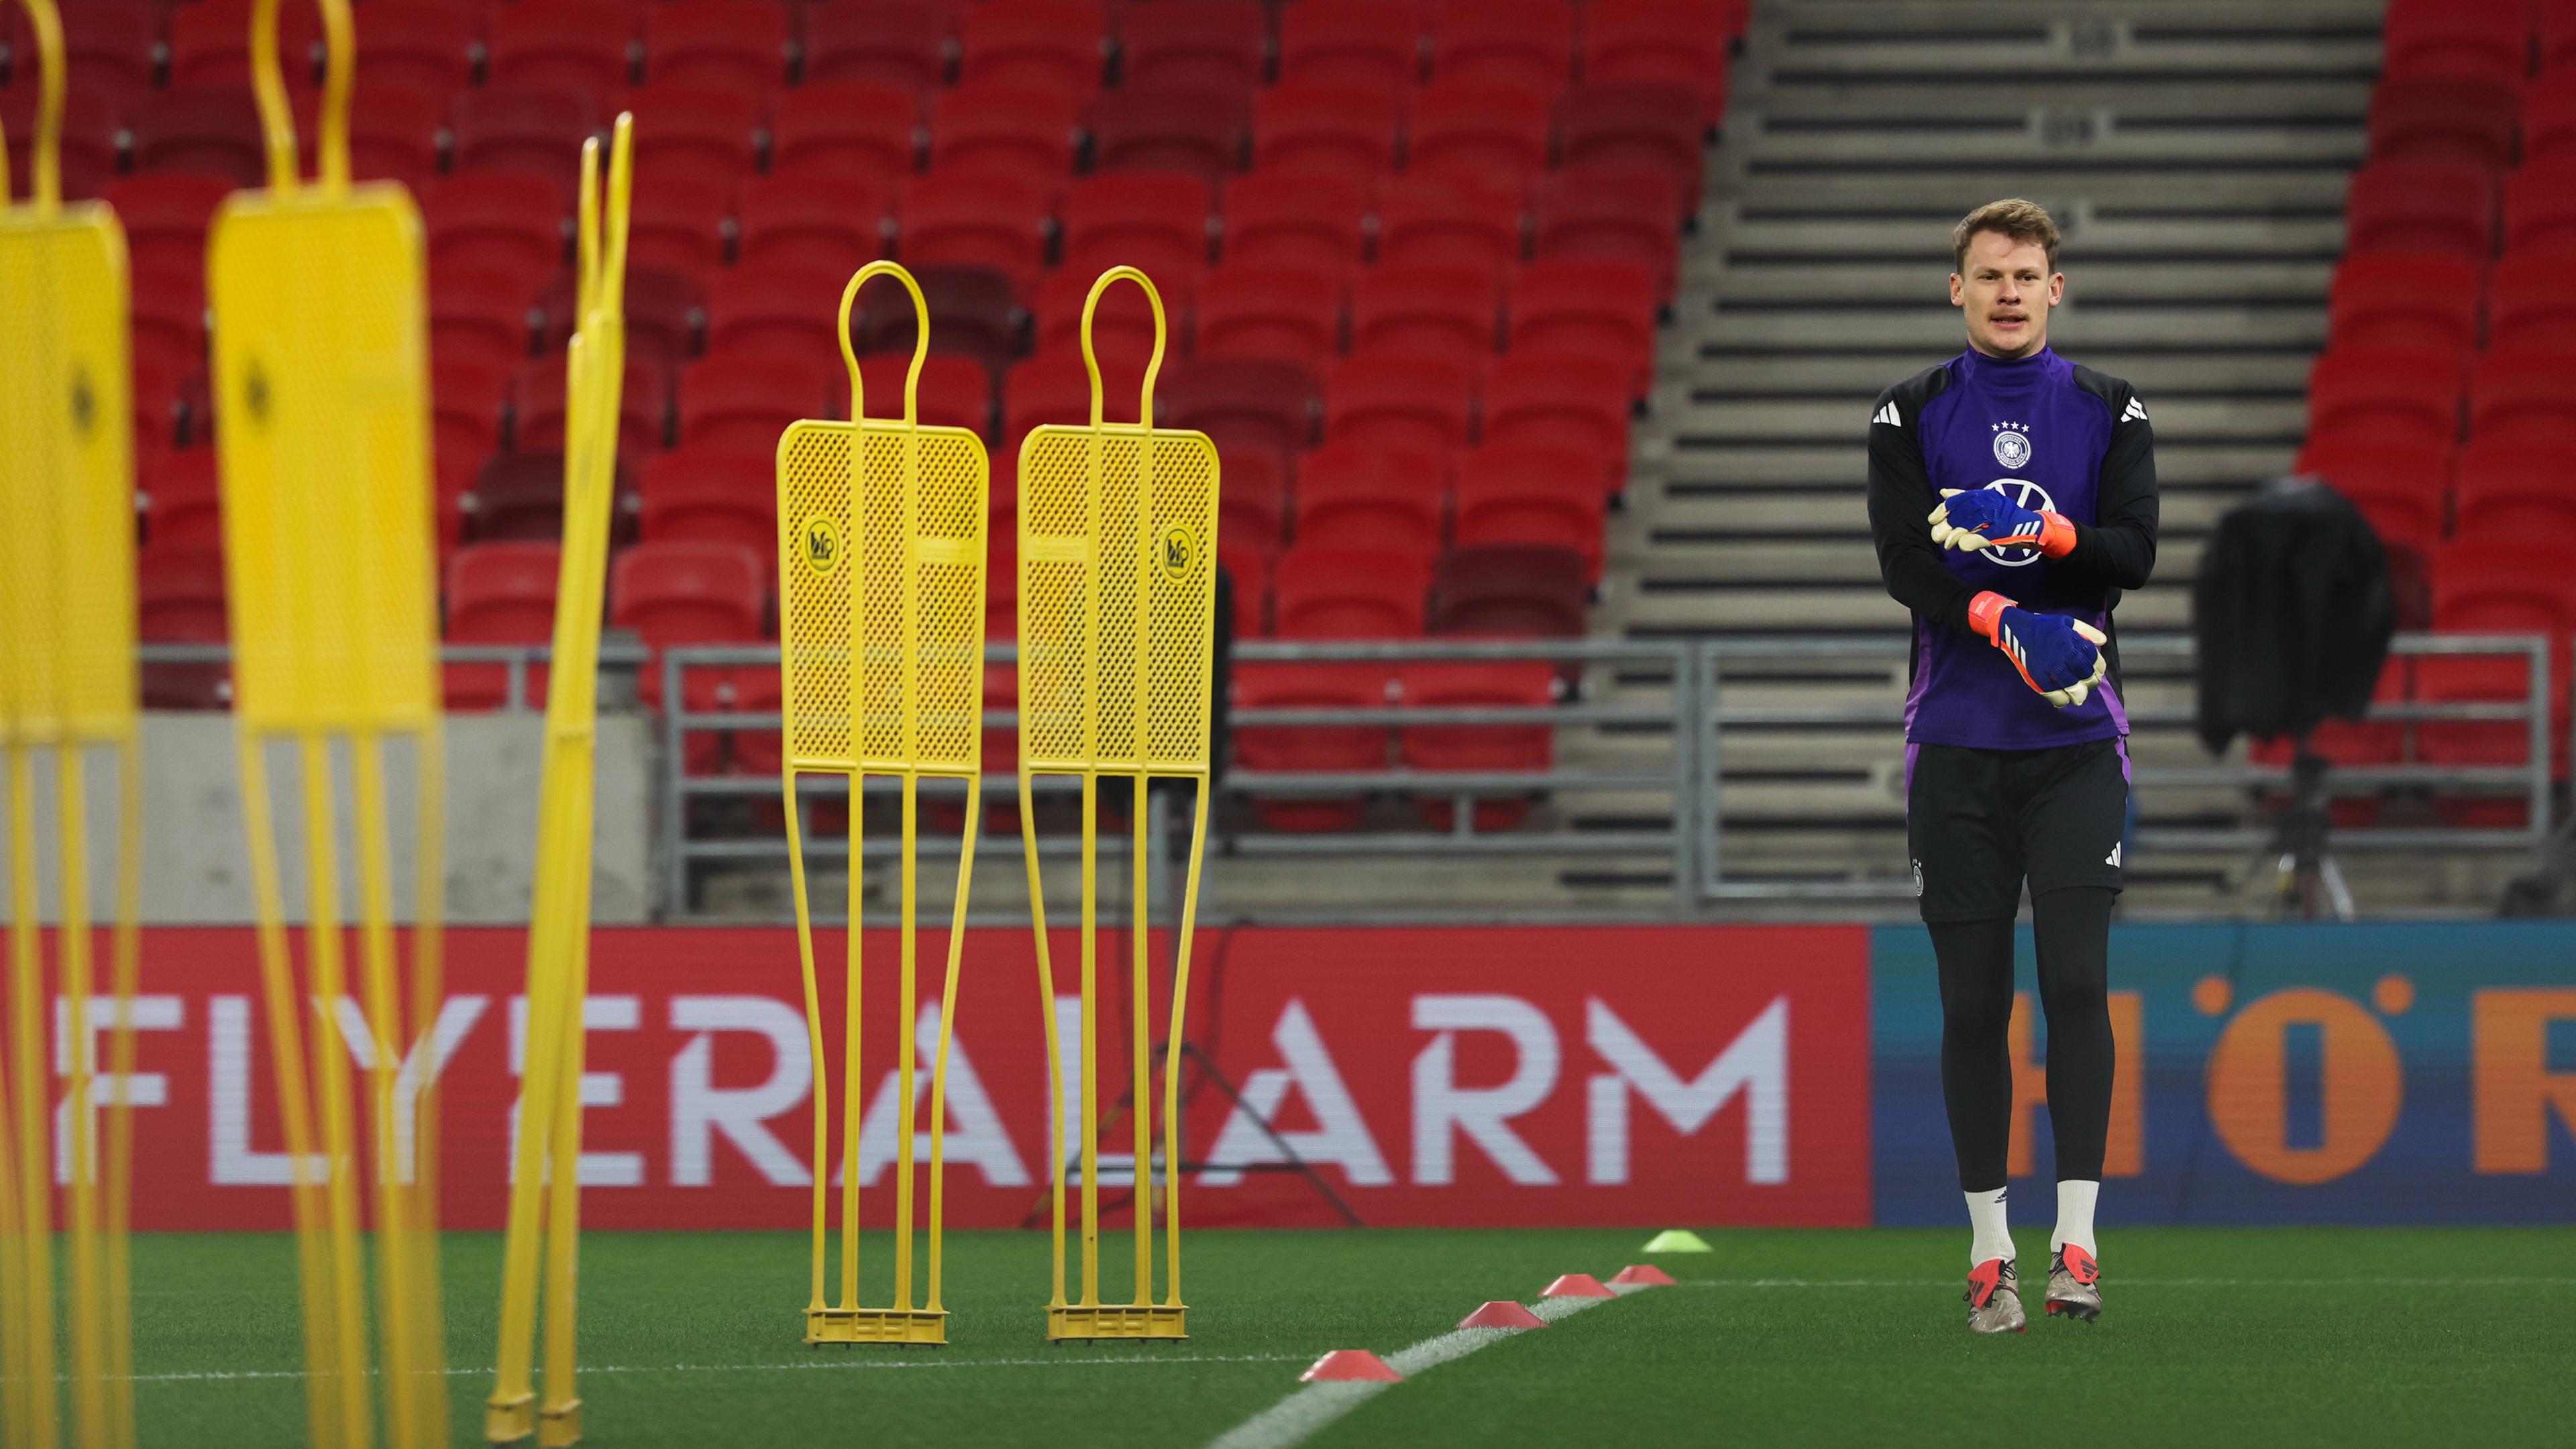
[[1952, 198, 2062, 274]]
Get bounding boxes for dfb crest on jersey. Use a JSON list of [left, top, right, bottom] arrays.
[[1990, 421, 2032, 470], [1980, 479, 2053, 568]]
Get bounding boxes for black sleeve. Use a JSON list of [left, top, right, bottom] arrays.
[[1866, 369, 1978, 638], [2061, 366, 2160, 592]]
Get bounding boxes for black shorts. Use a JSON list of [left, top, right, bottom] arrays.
[[1907, 738, 2129, 922]]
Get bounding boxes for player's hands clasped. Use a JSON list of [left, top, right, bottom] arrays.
[[1930, 488, 2070, 555]]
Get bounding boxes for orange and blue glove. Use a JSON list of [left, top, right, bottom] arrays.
[[1968, 592, 2108, 708], [1931, 487, 2076, 556]]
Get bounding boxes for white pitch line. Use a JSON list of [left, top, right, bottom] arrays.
[[1203, 1285, 1646, 1449], [116, 1352, 1303, 1386]]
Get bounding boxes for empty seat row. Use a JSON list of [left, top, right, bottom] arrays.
[[2367, 69, 2576, 173], [2305, 344, 2576, 449], [2343, 158, 2576, 260], [2381, 0, 2576, 89], [2327, 252, 2576, 353]]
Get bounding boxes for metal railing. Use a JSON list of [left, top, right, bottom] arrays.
[[1695, 633, 2557, 900], [138, 640, 650, 712]]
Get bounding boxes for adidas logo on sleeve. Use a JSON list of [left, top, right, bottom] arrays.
[[2120, 396, 2148, 423], [1873, 401, 1901, 426]]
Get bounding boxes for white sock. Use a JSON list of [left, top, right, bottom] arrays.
[[1965, 1187, 2013, 1267], [2053, 1179, 2099, 1257]]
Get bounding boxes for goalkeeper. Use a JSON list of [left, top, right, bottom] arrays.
[[1865, 199, 2158, 1335]]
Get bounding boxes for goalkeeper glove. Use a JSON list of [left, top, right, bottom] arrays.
[[1930, 488, 2075, 556], [1968, 592, 2108, 708]]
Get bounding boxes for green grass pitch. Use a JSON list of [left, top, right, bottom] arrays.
[[124, 1226, 2575, 1447]]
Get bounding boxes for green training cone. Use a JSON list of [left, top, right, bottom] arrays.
[[1643, 1230, 1713, 1253]]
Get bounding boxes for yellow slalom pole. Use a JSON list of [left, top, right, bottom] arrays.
[[298, 733, 376, 1449], [1022, 770, 1067, 1313], [3, 746, 56, 1449], [352, 733, 423, 1449], [924, 781, 977, 1313], [0, 930, 28, 1449], [60, 743, 107, 1449], [102, 735, 142, 1449]]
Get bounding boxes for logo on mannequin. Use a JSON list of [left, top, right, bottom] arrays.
[[1990, 421, 2032, 470], [1976, 479, 2053, 568]]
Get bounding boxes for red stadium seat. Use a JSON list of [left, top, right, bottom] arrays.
[[1164, 358, 1322, 472], [957, 0, 1106, 95], [1277, 0, 1424, 93], [771, 83, 920, 186], [137, 545, 231, 709], [1120, 0, 1265, 93], [1195, 264, 1346, 378], [2326, 255, 2481, 354], [1582, 0, 1733, 123], [1217, 447, 1289, 557], [2296, 439, 2451, 545], [646, 0, 790, 92], [452, 87, 598, 192], [462, 452, 641, 545], [487, 0, 635, 113], [1003, 353, 1097, 438], [2453, 438, 2576, 541], [1407, 80, 1555, 187], [353, 1, 478, 95], [1084, 87, 1248, 182], [1532, 166, 1682, 300], [1434, 0, 1573, 92], [2381, 0, 2533, 87], [2489, 256, 2576, 350], [1220, 542, 1271, 634], [2469, 347, 2576, 441], [801, 0, 949, 91], [52, 1, 155, 109], [1252, 82, 1402, 174], [855, 354, 991, 435], [1508, 258, 1660, 393], [679, 344, 837, 451], [1327, 350, 1475, 457], [1399, 660, 1558, 830], [2366, 75, 2519, 170], [425, 171, 570, 289], [105, 173, 232, 298], [431, 265, 535, 376], [1352, 262, 1499, 358], [2504, 158, 2576, 256], [1275, 545, 1432, 637], [1433, 543, 1589, 635], [2341, 162, 2498, 260], [1557, 85, 1705, 202], [855, 264, 1023, 370], [623, 170, 734, 283], [514, 355, 670, 460], [2419, 541, 2575, 788], [928, 81, 1081, 194], [1232, 663, 1387, 831], [433, 353, 513, 482], [2525, 74, 2576, 167], [1480, 350, 1631, 492], [1059, 171, 1216, 284], [2306, 347, 2464, 450], [129, 88, 265, 184], [341, 85, 445, 191], [169, 0, 321, 89], [141, 451, 223, 550], [444, 542, 561, 710], [705, 258, 846, 362], [1294, 443, 1444, 557], [1, 88, 116, 200], [901, 171, 1055, 297], [625, 83, 763, 190], [640, 449, 776, 553], [1454, 443, 1607, 582], [611, 540, 769, 713], [1377, 172, 1526, 270], [739, 165, 895, 274], [1222, 166, 1373, 274]]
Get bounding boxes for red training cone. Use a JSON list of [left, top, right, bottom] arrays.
[[1610, 1265, 1677, 1287], [1457, 1300, 1547, 1330], [1542, 1273, 1615, 1299], [1301, 1350, 1403, 1383]]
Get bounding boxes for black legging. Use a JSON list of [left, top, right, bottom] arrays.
[[1929, 887, 2116, 1192]]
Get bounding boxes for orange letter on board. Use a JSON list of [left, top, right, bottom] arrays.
[[2005, 991, 2142, 1178], [2473, 989, 2576, 1174]]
